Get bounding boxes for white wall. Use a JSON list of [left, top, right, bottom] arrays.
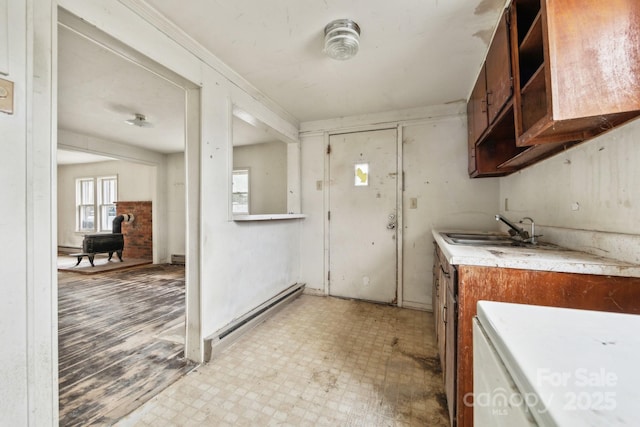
[[233, 141, 287, 214], [402, 117, 501, 308], [499, 117, 640, 263], [55, 0, 302, 358], [1, 0, 56, 425], [3, 0, 302, 423], [57, 159, 156, 247], [298, 105, 501, 310], [166, 152, 186, 257]]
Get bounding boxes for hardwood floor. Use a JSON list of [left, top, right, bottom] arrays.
[[58, 264, 196, 426]]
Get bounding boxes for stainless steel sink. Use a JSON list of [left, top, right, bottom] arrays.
[[442, 232, 515, 246], [441, 232, 565, 250]]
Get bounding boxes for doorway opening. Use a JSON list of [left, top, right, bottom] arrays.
[[56, 8, 201, 424]]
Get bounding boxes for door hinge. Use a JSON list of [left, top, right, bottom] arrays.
[[328, 270, 330, 281], [326, 144, 331, 155], [328, 210, 331, 220]]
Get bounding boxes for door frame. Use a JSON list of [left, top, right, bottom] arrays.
[[323, 124, 404, 307], [57, 8, 203, 362]]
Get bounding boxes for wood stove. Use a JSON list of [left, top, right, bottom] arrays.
[[71, 214, 132, 267]]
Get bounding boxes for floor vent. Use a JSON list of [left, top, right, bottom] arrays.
[[205, 283, 305, 360], [171, 254, 185, 265]]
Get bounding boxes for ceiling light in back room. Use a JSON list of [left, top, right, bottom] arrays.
[[323, 19, 361, 61], [125, 113, 153, 128]]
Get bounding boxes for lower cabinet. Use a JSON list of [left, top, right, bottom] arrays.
[[432, 243, 640, 427], [433, 245, 457, 426]]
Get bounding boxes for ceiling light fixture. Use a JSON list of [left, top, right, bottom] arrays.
[[323, 19, 361, 61], [125, 113, 153, 128]]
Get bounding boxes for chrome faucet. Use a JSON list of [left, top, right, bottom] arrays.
[[519, 217, 537, 244], [495, 214, 530, 241]]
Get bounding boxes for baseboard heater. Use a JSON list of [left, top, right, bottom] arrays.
[[171, 254, 186, 265], [205, 283, 305, 360]]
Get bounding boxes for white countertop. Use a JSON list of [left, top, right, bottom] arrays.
[[477, 301, 640, 426], [433, 229, 640, 278]]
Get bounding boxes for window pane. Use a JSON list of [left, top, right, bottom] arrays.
[[101, 178, 117, 204], [232, 171, 249, 193], [232, 170, 249, 214], [354, 163, 369, 186], [81, 179, 94, 204], [101, 204, 116, 231], [232, 193, 249, 214], [80, 205, 94, 230]]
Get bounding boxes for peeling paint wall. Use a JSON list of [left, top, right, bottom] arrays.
[[499, 117, 640, 261], [402, 117, 501, 308]]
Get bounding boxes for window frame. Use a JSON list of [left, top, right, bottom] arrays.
[[232, 168, 250, 215], [75, 175, 118, 233]]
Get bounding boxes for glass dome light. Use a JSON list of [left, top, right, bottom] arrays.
[[324, 19, 361, 61]]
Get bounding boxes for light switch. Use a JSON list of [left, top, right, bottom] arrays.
[[0, 77, 13, 114], [409, 198, 418, 209], [316, 180, 323, 191]]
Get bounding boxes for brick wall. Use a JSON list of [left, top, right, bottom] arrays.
[[115, 201, 152, 260]]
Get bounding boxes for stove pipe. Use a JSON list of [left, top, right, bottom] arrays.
[[112, 213, 134, 233]]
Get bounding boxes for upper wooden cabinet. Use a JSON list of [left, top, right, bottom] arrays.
[[485, 13, 512, 125], [513, 0, 640, 146], [467, 0, 640, 177], [468, 12, 522, 177], [467, 12, 511, 148]]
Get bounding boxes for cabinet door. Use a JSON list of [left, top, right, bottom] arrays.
[[445, 275, 457, 424], [437, 267, 447, 373], [466, 100, 477, 175], [468, 66, 488, 145], [432, 246, 440, 334], [486, 11, 512, 124]]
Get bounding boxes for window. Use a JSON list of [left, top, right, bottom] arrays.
[[232, 169, 249, 214], [76, 176, 118, 232], [77, 178, 95, 231], [354, 162, 369, 186], [98, 177, 117, 231]]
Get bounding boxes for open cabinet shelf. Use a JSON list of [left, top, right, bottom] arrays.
[[466, 0, 640, 178]]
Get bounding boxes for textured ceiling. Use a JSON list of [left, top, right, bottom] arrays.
[[144, 0, 505, 122], [57, 0, 506, 162]]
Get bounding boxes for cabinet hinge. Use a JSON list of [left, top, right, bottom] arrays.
[[326, 144, 332, 155]]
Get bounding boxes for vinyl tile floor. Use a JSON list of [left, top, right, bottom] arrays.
[[116, 294, 449, 426]]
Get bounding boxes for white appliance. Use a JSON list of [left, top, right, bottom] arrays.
[[473, 301, 640, 427]]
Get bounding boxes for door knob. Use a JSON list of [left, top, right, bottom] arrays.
[[387, 214, 396, 230]]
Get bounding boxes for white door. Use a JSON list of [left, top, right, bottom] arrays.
[[328, 128, 398, 303]]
